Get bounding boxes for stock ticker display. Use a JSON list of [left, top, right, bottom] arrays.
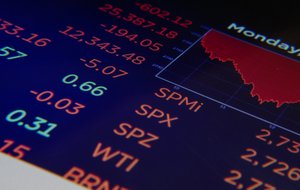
[[0, 0, 300, 189]]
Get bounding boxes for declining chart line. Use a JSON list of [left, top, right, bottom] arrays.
[[156, 28, 300, 137], [202, 29, 300, 107]]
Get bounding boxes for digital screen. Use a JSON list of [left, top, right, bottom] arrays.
[[0, 1, 299, 189]]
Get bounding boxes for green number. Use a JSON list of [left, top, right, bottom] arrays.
[[37, 123, 58, 138], [62, 74, 79, 84], [0, 46, 15, 57], [24, 116, 47, 131], [79, 81, 96, 91], [6, 110, 27, 122], [91, 86, 107, 96]]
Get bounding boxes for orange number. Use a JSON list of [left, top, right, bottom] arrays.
[[224, 170, 242, 186], [288, 141, 300, 154], [262, 156, 277, 168], [241, 148, 257, 163], [264, 183, 277, 190], [0, 140, 31, 159], [12, 145, 31, 159], [273, 162, 289, 176], [276, 136, 290, 147], [256, 129, 271, 142], [246, 177, 263, 190], [0, 139, 14, 152], [112, 69, 128, 78], [287, 168, 300, 181]]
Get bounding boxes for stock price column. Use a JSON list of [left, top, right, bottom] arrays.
[[0, 0, 206, 190]]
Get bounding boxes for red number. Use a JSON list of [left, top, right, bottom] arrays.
[[140, 39, 152, 47], [65, 102, 86, 115], [166, 31, 178, 39], [142, 20, 156, 28], [123, 13, 137, 22], [101, 66, 115, 75], [171, 16, 193, 28], [22, 33, 51, 47], [149, 7, 161, 15], [138, 3, 170, 19], [85, 36, 101, 46], [59, 26, 74, 35], [157, 11, 170, 19], [55, 99, 72, 110], [36, 91, 54, 102], [139, 3, 152, 11], [34, 38, 51, 47], [12, 145, 31, 159], [156, 27, 168, 36], [149, 42, 163, 51], [139, 39, 163, 51], [112, 69, 128, 78], [85, 58, 101, 68], [156, 27, 178, 39], [171, 16, 183, 25], [125, 34, 138, 41], [0, 140, 31, 159], [122, 53, 145, 65], [106, 45, 121, 54], [122, 53, 135, 60], [22, 33, 39, 43], [109, 8, 123, 16], [256, 129, 271, 142], [97, 42, 110, 50], [115, 29, 129, 37], [0, 139, 14, 152], [105, 25, 118, 34], [132, 17, 146, 25], [99, 4, 113, 12], [59, 26, 84, 40], [180, 20, 193, 28], [69, 30, 85, 40], [132, 56, 146, 65], [5, 25, 24, 35], [0, 20, 13, 30]]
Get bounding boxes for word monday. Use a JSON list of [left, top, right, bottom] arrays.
[[227, 23, 300, 57]]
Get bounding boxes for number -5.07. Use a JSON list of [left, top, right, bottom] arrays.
[[0, 46, 27, 60]]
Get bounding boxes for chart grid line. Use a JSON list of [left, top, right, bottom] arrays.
[[156, 29, 300, 137]]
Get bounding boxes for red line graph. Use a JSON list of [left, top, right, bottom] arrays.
[[201, 30, 300, 107]]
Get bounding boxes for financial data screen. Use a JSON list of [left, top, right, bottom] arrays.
[[0, 1, 299, 190]]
